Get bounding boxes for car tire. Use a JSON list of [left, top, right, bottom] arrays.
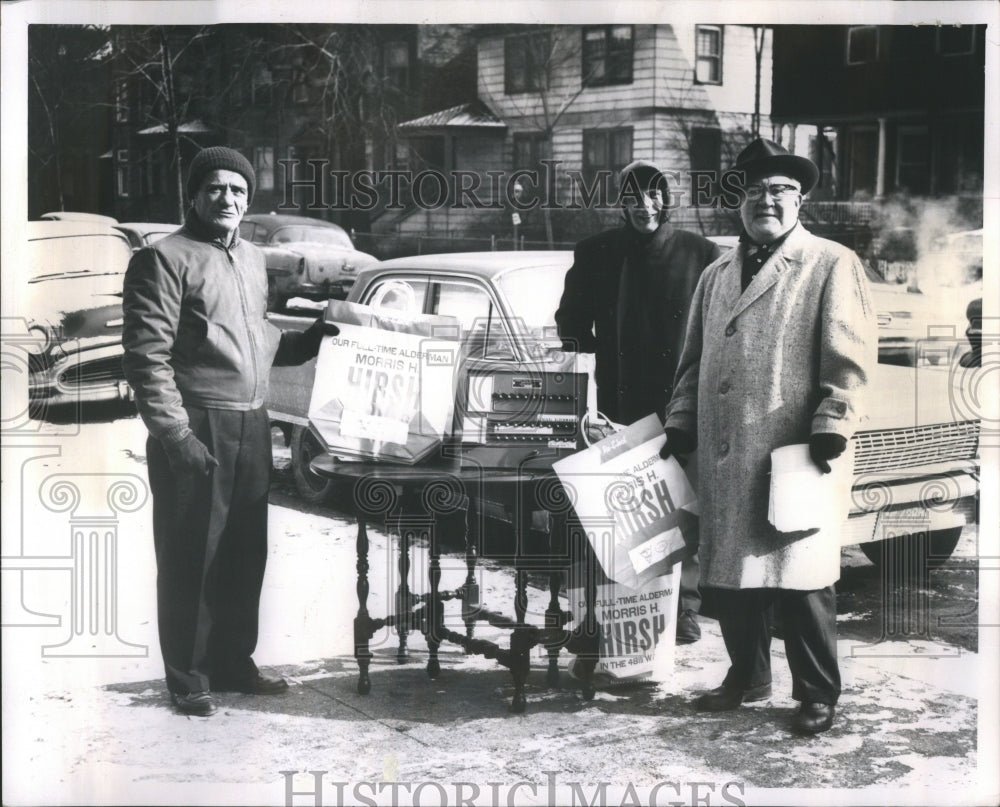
[[290, 424, 334, 504], [860, 526, 963, 575]]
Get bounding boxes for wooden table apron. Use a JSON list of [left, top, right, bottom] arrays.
[[310, 452, 601, 712]]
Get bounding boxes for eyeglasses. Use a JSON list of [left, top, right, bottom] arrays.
[[744, 183, 802, 200]]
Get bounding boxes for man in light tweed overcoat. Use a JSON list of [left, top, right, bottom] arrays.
[[663, 139, 877, 735]]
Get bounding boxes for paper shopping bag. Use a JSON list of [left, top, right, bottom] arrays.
[[307, 299, 460, 464], [553, 414, 698, 589], [567, 568, 680, 682]]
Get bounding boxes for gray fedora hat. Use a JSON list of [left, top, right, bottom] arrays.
[[732, 138, 819, 194]]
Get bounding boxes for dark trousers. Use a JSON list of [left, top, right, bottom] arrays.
[[711, 585, 840, 705], [147, 405, 272, 695], [679, 553, 701, 614]]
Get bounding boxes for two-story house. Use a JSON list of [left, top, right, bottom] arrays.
[[387, 23, 773, 243], [770, 24, 986, 203]]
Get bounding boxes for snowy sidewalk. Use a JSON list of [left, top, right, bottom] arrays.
[[1, 499, 988, 806]]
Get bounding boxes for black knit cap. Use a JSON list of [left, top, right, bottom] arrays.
[[186, 146, 256, 203]]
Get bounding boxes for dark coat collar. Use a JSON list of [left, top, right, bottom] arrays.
[[183, 208, 242, 249]]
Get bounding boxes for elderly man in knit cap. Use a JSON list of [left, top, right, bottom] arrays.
[[555, 159, 722, 646], [123, 146, 337, 716], [663, 139, 876, 734]]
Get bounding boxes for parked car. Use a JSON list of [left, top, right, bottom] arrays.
[[864, 225, 983, 365], [41, 211, 119, 227], [707, 234, 969, 367], [267, 251, 981, 574], [114, 222, 178, 251], [25, 221, 135, 408], [930, 228, 983, 283], [239, 213, 378, 311]]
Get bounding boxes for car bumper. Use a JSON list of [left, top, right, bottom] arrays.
[[29, 342, 133, 406], [846, 461, 979, 545]]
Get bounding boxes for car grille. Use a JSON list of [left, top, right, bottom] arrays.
[[60, 356, 127, 387], [853, 420, 980, 474]]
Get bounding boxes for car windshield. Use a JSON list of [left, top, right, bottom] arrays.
[[495, 264, 568, 338], [270, 226, 352, 248], [28, 234, 133, 282]]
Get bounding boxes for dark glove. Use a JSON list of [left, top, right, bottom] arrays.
[[300, 313, 340, 358], [659, 428, 696, 463], [163, 432, 219, 476], [809, 432, 847, 474]]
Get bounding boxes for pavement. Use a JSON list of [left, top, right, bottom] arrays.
[[1, 418, 997, 806]]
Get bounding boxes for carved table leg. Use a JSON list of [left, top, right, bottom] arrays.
[[509, 626, 531, 714], [462, 497, 479, 647], [426, 516, 442, 679], [395, 515, 410, 664], [510, 578, 530, 713], [545, 510, 567, 688], [354, 516, 373, 695]]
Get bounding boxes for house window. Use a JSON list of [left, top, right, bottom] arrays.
[[115, 79, 129, 123], [142, 149, 164, 196], [255, 146, 275, 192], [582, 25, 634, 87], [116, 149, 129, 198], [505, 31, 549, 95], [292, 69, 309, 105], [251, 65, 273, 105], [513, 132, 545, 170], [846, 26, 879, 64], [384, 41, 410, 89], [938, 25, 975, 56], [407, 135, 446, 173], [847, 126, 879, 197], [695, 26, 723, 84], [889, 26, 935, 60], [512, 132, 546, 204], [896, 125, 930, 195], [690, 127, 722, 173], [583, 128, 633, 194]]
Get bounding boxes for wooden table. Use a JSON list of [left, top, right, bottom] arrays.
[[311, 451, 601, 712]]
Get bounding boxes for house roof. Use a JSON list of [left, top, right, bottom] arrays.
[[398, 101, 506, 131]]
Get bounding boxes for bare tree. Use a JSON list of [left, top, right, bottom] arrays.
[[480, 27, 598, 248], [115, 27, 213, 221], [28, 25, 111, 213], [113, 26, 271, 221], [267, 24, 409, 229]]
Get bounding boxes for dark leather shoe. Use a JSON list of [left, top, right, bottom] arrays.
[[213, 671, 289, 695], [792, 701, 835, 735], [171, 691, 217, 717], [695, 682, 772, 712], [676, 610, 701, 644]]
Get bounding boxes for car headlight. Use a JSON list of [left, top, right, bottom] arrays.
[[24, 324, 54, 355]]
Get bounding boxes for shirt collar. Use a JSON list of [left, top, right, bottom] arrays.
[[739, 223, 796, 253]]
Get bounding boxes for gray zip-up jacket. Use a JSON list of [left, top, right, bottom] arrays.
[[123, 210, 313, 444]]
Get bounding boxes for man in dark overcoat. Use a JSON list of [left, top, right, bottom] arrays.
[[555, 160, 722, 644], [664, 139, 877, 734]]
